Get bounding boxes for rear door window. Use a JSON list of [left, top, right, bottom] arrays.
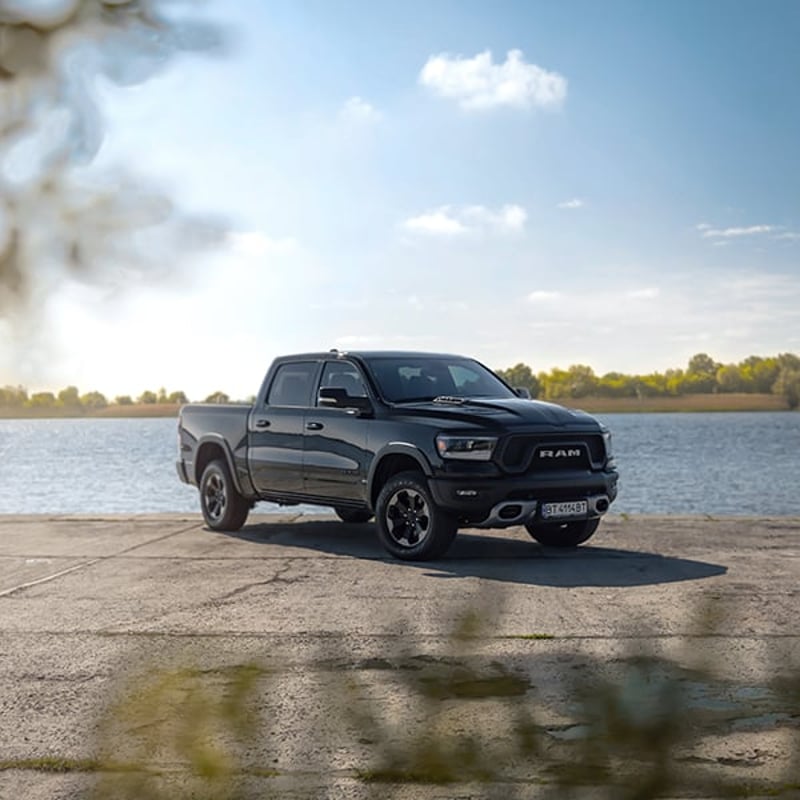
[[266, 362, 317, 407]]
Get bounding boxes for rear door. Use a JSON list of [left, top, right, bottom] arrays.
[[248, 361, 319, 496], [303, 360, 371, 502]]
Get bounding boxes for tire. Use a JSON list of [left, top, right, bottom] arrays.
[[334, 507, 374, 524], [375, 471, 457, 561], [199, 459, 250, 532], [524, 517, 600, 548]]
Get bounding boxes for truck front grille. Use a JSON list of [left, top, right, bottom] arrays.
[[497, 434, 606, 473]]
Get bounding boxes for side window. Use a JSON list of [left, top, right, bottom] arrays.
[[318, 362, 367, 404], [266, 362, 317, 407]]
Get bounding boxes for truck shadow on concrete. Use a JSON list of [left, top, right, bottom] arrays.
[[226, 520, 727, 588]]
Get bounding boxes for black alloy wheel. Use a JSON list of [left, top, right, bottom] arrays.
[[375, 471, 457, 561], [199, 459, 250, 532]]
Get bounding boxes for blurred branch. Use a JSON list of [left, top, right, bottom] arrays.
[[0, 0, 228, 316]]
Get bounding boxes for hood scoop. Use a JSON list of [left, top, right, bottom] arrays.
[[433, 395, 466, 405]]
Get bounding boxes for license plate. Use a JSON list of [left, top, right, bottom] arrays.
[[541, 500, 587, 520]]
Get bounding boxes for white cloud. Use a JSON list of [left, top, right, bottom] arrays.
[[527, 290, 561, 302], [419, 49, 567, 111], [401, 204, 527, 237], [695, 223, 712, 231], [339, 96, 382, 124], [227, 231, 298, 257], [403, 209, 468, 236], [557, 198, 584, 209], [625, 287, 660, 300], [774, 231, 800, 241], [701, 224, 775, 239]]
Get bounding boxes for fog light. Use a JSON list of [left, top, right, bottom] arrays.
[[456, 489, 478, 497], [499, 504, 522, 519]]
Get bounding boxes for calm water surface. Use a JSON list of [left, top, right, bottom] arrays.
[[0, 413, 797, 516]]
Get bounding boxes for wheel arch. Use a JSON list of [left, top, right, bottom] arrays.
[[194, 436, 244, 494], [368, 445, 432, 509]]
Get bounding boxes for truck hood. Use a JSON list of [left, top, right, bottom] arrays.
[[386, 397, 601, 431]]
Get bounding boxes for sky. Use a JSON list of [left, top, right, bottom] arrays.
[[3, 0, 800, 400]]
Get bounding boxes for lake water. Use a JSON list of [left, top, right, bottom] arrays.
[[0, 413, 798, 516]]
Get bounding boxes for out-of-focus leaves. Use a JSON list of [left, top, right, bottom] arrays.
[[0, 0, 228, 318]]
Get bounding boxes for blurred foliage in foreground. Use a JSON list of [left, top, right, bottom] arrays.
[[35, 602, 796, 799], [0, 0, 227, 332]]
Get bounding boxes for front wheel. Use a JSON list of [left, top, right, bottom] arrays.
[[199, 459, 250, 532], [524, 517, 600, 548], [375, 471, 457, 561]]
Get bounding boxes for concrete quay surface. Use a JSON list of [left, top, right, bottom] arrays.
[[0, 513, 798, 799]]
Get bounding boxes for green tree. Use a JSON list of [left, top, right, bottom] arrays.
[[27, 392, 56, 408], [664, 369, 685, 396], [773, 367, 800, 409], [740, 356, 780, 393], [204, 391, 230, 404], [684, 354, 718, 393], [687, 353, 718, 377], [58, 385, 81, 407], [777, 352, 800, 371], [597, 372, 637, 398], [495, 363, 540, 398], [0, 386, 28, 406], [538, 368, 571, 400], [167, 391, 189, 404], [636, 370, 681, 397], [715, 364, 745, 393], [564, 364, 598, 398], [115, 395, 134, 406], [138, 390, 158, 405], [80, 391, 108, 410]]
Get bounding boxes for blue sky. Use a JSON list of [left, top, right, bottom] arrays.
[[8, 0, 800, 398]]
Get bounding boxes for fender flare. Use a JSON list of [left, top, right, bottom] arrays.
[[367, 442, 433, 504], [194, 434, 247, 496]]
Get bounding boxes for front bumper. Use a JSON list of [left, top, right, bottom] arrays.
[[428, 469, 619, 527]]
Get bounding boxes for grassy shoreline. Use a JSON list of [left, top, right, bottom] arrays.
[[0, 393, 792, 419]]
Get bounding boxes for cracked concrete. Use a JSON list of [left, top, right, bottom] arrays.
[[0, 513, 798, 798]]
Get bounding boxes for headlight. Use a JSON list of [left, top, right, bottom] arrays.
[[435, 435, 497, 461], [601, 429, 615, 466]]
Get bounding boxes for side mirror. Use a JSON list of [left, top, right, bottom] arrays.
[[514, 387, 532, 399], [318, 387, 373, 415]]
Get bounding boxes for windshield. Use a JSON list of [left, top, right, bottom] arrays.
[[364, 356, 516, 403]]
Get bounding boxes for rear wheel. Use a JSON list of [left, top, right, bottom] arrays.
[[375, 471, 457, 561], [199, 459, 249, 532], [334, 507, 373, 524], [524, 517, 599, 548]]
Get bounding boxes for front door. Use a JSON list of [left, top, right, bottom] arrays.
[[303, 360, 371, 502], [248, 361, 319, 496]]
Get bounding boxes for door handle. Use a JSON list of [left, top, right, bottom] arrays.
[[306, 421, 324, 431], [255, 419, 271, 428]]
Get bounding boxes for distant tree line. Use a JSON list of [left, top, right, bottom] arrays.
[[3, 352, 799, 411], [495, 352, 800, 409], [0, 386, 234, 410]]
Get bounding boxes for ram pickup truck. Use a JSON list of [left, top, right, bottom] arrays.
[[177, 351, 618, 560]]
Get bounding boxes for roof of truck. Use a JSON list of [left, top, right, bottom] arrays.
[[276, 350, 468, 361]]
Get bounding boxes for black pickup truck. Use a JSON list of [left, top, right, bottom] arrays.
[[177, 350, 618, 560]]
